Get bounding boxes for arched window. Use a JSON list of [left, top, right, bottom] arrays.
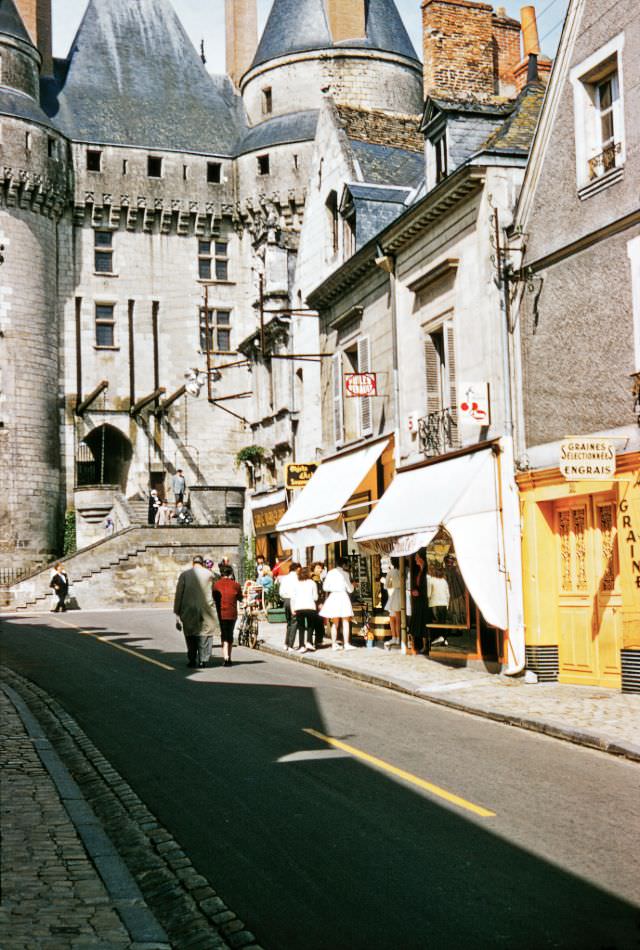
[[76, 425, 133, 490], [325, 190, 339, 256]]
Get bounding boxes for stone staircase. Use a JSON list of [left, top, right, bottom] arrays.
[[5, 523, 240, 613]]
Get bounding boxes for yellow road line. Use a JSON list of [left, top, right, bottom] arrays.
[[303, 728, 495, 818], [51, 617, 175, 671]]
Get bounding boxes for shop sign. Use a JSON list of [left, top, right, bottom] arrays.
[[559, 439, 616, 480], [458, 382, 490, 425], [253, 502, 287, 535], [345, 373, 378, 397], [285, 462, 318, 489]]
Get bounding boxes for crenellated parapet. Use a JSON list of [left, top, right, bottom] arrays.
[[0, 163, 67, 218]]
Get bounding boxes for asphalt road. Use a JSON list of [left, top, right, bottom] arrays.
[[2, 608, 639, 950]]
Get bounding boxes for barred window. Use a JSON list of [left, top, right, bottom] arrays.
[[94, 230, 114, 274], [200, 308, 232, 353], [198, 240, 229, 281], [95, 304, 115, 348]]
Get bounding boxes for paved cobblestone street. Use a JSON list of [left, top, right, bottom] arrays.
[[0, 688, 134, 949], [258, 622, 640, 760]]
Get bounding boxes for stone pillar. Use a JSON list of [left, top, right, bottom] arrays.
[[225, 0, 258, 88], [325, 0, 366, 42]]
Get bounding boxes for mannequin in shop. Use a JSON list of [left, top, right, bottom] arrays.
[[320, 560, 356, 650]]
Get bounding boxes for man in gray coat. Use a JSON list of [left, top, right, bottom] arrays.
[[173, 556, 220, 668]]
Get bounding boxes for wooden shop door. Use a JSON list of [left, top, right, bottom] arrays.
[[554, 494, 622, 687]]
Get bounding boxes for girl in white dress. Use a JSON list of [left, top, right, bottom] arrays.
[[320, 560, 355, 650], [385, 557, 402, 644]]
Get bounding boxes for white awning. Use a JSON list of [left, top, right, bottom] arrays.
[[353, 448, 508, 629], [251, 489, 287, 510], [276, 439, 389, 550]]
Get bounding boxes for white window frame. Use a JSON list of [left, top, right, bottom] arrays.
[[628, 236, 640, 372], [570, 33, 625, 197]]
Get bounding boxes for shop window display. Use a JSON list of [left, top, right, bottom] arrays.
[[425, 529, 476, 654]]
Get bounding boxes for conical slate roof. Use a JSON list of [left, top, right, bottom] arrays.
[[0, 0, 33, 46], [252, 0, 418, 68], [49, 0, 246, 155]]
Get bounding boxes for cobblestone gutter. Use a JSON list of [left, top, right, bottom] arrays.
[[1, 667, 263, 950]]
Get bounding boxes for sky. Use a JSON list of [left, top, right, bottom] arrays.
[[52, 0, 569, 65]]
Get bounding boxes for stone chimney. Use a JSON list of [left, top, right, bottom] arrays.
[[325, 0, 366, 42], [15, 0, 52, 75], [225, 0, 258, 88], [422, 0, 496, 99]]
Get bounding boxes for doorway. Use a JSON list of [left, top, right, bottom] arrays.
[[554, 493, 622, 687]]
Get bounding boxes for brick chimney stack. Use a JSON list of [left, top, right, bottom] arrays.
[[225, 0, 258, 88], [325, 0, 366, 42], [492, 7, 522, 97], [15, 0, 52, 75], [422, 0, 497, 99]]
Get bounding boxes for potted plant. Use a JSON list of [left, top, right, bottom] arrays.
[[265, 581, 287, 623]]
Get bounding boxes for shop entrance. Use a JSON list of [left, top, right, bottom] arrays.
[[554, 493, 622, 687]]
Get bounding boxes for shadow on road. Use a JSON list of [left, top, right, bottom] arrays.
[[1, 615, 639, 950]]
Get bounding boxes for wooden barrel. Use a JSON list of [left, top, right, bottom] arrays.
[[370, 613, 391, 644]]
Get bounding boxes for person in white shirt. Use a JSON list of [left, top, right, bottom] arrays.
[[385, 557, 402, 645], [320, 560, 355, 651], [277, 562, 300, 652], [290, 566, 319, 653]]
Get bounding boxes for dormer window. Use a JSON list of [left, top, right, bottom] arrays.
[[86, 149, 101, 172], [434, 133, 448, 183], [262, 87, 273, 115], [147, 155, 163, 178]]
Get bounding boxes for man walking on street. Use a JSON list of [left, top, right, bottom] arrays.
[[173, 555, 220, 668], [172, 469, 186, 504], [213, 565, 243, 667]]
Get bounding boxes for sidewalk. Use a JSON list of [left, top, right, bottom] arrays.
[[258, 622, 640, 763], [0, 684, 169, 949]]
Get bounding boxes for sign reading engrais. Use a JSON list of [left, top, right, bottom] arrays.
[[285, 462, 319, 489], [559, 439, 616, 480]]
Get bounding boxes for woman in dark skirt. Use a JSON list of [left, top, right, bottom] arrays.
[[409, 548, 429, 655]]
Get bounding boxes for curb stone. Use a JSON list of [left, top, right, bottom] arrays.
[[255, 643, 640, 764], [0, 666, 263, 950]]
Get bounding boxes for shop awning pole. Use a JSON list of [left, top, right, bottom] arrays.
[[399, 556, 408, 655]]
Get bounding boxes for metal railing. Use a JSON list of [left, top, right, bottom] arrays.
[[418, 408, 458, 458], [0, 567, 30, 588], [588, 141, 621, 180]]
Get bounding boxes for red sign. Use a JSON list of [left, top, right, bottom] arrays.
[[345, 373, 378, 397]]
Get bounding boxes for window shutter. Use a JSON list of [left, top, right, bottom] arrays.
[[332, 352, 344, 445], [357, 335, 373, 436], [445, 322, 457, 425], [424, 333, 442, 416]]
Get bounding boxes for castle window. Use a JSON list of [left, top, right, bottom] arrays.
[[147, 155, 163, 178], [293, 153, 299, 171], [183, 164, 189, 181], [257, 154, 270, 176], [207, 162, 222, 184], [86, 149, 102, 172], [262, 87, 273, 115], [199, 308, 232, 353], [94, 231, 114, 274], [198, 240, 229, 281], [95, 304, 115, 348], [47, 136, 56, 158], [25, 131, 32, 152], [122, 159, 128, 175], [434, 134, 448, 183]]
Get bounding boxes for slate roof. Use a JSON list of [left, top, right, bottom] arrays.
[[252, 0, 418, 68], [342, 182, 412, 250], [236, 110, 319, 155], [480, 82, 547, 154], [0, 0, 32, 46], [349, 140, 424, 188], [0, 85, 57, 129], [48, 0, 247, 155]]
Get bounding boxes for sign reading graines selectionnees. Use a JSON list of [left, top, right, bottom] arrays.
[[559, 439, 616, 480]]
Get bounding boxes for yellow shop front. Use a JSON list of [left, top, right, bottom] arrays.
[[518, 449, 640, 691]]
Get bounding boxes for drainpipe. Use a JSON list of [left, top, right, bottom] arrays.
[[375, 249, 407, 653]]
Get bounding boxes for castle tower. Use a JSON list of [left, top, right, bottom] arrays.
[[0, 0, 67, 573], [241, 0, 423, 123]]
